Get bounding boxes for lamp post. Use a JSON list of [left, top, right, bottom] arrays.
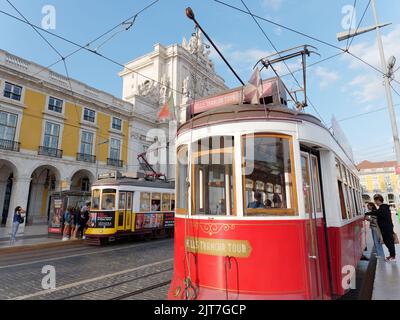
[[336, 0, 399, 171], [96, 139, 109, 179]]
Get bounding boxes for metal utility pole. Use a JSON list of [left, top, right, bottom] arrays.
[[336, 0, 399, 170], [370, 0, 400, 169]]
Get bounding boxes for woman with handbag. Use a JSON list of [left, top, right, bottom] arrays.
[[10, 206, 26, 243], [374, 195, 397, 262]]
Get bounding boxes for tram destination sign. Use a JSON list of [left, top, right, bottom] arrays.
[[185, 237, 252, 258]]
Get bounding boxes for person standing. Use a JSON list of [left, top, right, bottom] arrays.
[[10, 206, 26, 243], [374, 195, 396, 262], [365, 202, 385, 258], [62, 206, 72, 241], [80, 202, 90, 239]]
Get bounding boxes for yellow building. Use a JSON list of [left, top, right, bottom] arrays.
[[357, 160, 399, 206], [0, 50, 132, 227]]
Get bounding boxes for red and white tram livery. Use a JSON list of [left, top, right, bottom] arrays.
[[169, 79, 365, 300]]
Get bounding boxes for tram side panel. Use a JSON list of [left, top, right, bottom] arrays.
[[327, 218, 364, 296], [169, 217, 317, 300]]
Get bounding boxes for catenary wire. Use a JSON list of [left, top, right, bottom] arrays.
[[31, 0, 161, 77]]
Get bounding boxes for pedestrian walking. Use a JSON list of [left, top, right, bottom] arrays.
[[62, 206, 73, 241], [80, 201, 90, 239], [10, 206, 26, 243], [365, 202, 385, 258], [374, 195, 397, 262]]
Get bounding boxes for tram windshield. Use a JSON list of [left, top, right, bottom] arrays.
[[192, 136, 235, 216], [92, 189, 101, 210], [101, 189, 116, 211], [242, 134, 296, 216]]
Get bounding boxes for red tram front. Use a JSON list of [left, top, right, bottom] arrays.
[[168, 82, 365, 300]]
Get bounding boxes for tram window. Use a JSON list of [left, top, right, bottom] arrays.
[[171, 195, 175, 211], [140, 192, 151, 212], [101, 189, 116, 211], [192, 136, 235, 216], [337, 181, 348, 220], [162, 193, 171, 211], [92, 189, 101, 210], [311, 156, 322, 212], [335, 160, 341, 179], [243, 135, 295, 216], [301, 155, 313, 215], [119, 192, 126, 210], [151, 193, 161, 211], [126, 192, 133, 211], [176, 145, 188, 213]]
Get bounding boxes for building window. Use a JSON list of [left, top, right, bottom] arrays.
[[109, 138, 121, 160], [48, 97, 63, 113], [81, 177, 90, 192], [80, 131, 94, 155], [0, 111, 17, 142], [3, 82, 22, 101], [243, 134, 296, 216], [112, 117, 122, 131], [192, 136, 235, 216], [43, 122, 60, 149], [83, 108, 96, 123]]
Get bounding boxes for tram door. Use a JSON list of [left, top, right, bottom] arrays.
[[301, 152, 323, 299]]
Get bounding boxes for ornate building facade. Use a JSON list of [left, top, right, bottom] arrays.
[[357, 160, 400, 207], [0, 49, 131, 230], [119, 32, 228, 179], [0, 33, 227, 233]]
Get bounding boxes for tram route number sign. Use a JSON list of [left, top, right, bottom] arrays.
[[185, 237, 252, 258]]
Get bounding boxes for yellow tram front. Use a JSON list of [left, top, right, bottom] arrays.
[[84, 174, 175, 245]]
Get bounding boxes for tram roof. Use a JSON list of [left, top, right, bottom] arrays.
[[92, 177, 175, 190], [178, 103, 324, 134]]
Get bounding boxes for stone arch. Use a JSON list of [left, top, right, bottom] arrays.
[[26, 164, 62, 225], [70, 169, 95, 192], [0, 159, 18, 225]]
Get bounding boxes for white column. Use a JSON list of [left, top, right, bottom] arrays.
[[0, 179, 8, 222], [6, 176, 32, 234]]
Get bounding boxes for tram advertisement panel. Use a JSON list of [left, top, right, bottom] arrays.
[[164, 212, 174, 228], [90, 212, 115, 228], [135, 213, 166, 230], [48, 197, 63, 234]]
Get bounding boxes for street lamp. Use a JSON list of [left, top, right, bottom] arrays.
[[96, 139, 109, 179], [336, 0, 400, 172]]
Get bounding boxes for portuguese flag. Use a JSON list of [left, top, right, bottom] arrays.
[[158, 95, 175, 121]]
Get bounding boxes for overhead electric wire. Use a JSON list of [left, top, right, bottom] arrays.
[[213, 0, 400, 87], [347, 0, 371, 50], [239, 0, 328, 126], [345, 0, 358, 50], [31, 0, 160, 77], [0, 8, 185, 97], [390, 83, 400, 100], [6, 0, 83, 127]]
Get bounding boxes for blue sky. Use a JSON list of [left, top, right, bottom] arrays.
[[0, 0, 399, 163]]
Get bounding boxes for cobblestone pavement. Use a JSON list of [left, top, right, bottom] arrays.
[[0, 239, 174, 300]]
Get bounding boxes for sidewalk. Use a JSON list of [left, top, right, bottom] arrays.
[[371, 214, 400, 300], [0, 224, 83, 253]]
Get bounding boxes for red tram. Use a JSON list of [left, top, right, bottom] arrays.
[[168, 78, 366, 300]]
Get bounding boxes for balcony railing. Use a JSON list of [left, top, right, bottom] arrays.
[[76, 153, 96, 163], [107, 158, 123, 168], [38, 146, 63, 158], [0, 139, 20, 152]]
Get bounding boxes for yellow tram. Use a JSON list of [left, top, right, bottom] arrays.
[[85, 172, 175, 245]]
